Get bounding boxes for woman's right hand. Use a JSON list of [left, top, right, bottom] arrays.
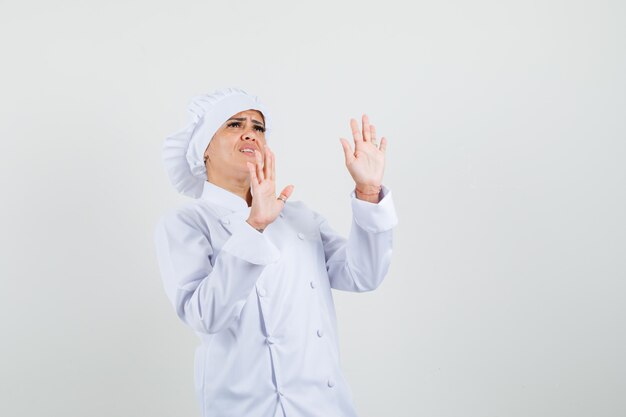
[[246, 145, 294, 231]]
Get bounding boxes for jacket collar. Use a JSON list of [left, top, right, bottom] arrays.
[[200, 180, 250, 213]]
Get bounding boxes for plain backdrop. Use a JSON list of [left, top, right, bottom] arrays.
[[1, 1, 625, 416]]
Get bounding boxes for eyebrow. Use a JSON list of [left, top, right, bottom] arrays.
[[227, 117, 265, 127]]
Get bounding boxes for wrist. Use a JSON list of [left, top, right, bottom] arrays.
[[246, 218, 266, 233], [355, 183, 381, 195], [355, 191, 380, 203], [355, 184, 381, 203]]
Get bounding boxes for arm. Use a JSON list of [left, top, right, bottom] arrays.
[[319, 184, 398, 292], [154, 211, 280, 335]]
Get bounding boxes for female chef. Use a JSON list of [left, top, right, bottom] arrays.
[[154, 87, 398, 417]]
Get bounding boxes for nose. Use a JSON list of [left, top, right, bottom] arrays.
[[241, 128, 257, 142]]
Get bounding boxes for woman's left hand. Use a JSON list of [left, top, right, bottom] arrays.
[[339, 114, 387, 193]]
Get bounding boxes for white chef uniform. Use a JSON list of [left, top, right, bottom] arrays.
[[154, 179, 398, 417]]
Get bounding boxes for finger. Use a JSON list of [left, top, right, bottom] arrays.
[[350, 118, 363, 146], [370, 124, 377, 144], [269, 148, 275, 181], [379, 137, 387, 153], [339, 138, 355, 165], [362, 114, 371, 142], [263, 146, 271, 181], [280, 184, 295, 200], [246, 161, 259, 186], [254, 149, 265, 182]]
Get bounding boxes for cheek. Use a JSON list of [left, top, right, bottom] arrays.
[[207, 141, 233, 161], [212, 136, 238, 152]]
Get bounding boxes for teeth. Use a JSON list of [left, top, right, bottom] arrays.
[[241, 149, 254, 153]]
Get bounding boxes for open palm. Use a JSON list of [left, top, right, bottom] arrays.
[[339, 114, 387, 189]]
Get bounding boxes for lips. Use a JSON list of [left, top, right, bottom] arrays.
[[239, 145, 256, 155], [239, 145, 258, 156]]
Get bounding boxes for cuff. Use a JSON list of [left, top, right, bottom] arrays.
[[221, 217, 281, 265], [350, 184, 399, 233]]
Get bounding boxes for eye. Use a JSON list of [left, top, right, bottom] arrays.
[[227, 121, 265, 133]]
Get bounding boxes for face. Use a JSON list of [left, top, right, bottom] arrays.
[[204, 109, 267, 178]]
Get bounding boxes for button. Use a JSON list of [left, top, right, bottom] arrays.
[[310, 281, 316, 289], [297, 232, 305, 240], [266, 336, 276, 345], [277, 390, 284, 397], [317, 329, 324, 337], [258, 288, 267, 297], [327, 379, 335, 388], [222, 218, 230, 225], [279, 212, 284, 218]]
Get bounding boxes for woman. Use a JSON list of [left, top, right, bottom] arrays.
[[154, 88, 398, 417]]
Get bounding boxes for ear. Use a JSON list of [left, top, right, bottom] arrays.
[[204, 142, 211, 163]]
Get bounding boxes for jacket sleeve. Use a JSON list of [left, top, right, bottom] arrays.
[[317, 184, 398, 292], [154, 210, 281, 334]]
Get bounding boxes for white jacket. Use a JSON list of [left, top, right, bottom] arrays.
[[154, 180, 398, 417]]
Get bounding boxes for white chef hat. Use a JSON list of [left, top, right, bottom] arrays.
[[162, 87, 270, 198]]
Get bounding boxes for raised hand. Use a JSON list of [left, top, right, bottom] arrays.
[[339, 114, 387, 195], [246, 146, 294, 232]]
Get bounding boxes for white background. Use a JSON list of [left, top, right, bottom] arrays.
[[1, 1, 625, 416]]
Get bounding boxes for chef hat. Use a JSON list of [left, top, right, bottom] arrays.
[[162, 87, 270, 198]]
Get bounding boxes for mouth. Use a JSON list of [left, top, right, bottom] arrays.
[[239, 146, 258, 157]]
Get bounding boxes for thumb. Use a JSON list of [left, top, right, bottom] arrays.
[[339, 138, 354, 165], [279, 184, 295, 200]]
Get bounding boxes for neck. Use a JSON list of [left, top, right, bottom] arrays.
[[206, 170, 253, 207]]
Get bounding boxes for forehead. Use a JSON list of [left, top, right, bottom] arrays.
[[229, 109, 265, 123]]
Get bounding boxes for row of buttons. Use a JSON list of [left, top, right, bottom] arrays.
[[255, 241, 330, 396], [318, 324, 333, 388], [263, 322, 332, 392]]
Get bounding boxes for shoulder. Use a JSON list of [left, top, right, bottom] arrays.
[[155, 199, 216, 234]]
